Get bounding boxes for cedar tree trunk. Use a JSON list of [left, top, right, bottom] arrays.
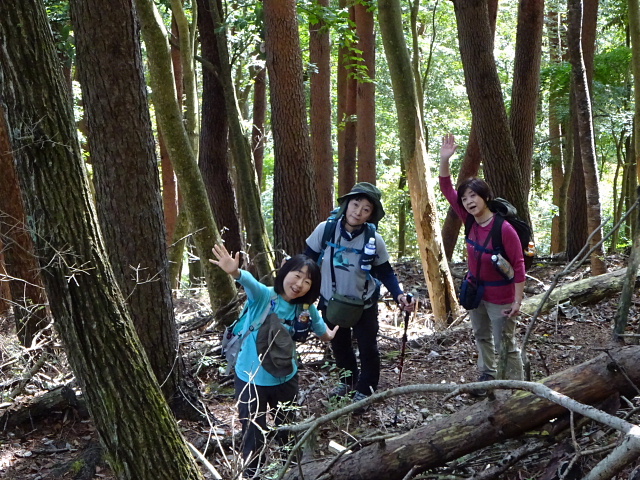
[[355, 1, 376, 184], [310, 0, 335, 218], [567, 0, 606, 275], [264, 0, 320, 255], [0, 108, 48, 346], [0, 2, 203, 478], [134, 0, 238, 323], [452, 0, 530, 222]]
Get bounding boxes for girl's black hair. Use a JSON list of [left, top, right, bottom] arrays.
[[274, 254, 321, 304], [456, 177, 494, 208]]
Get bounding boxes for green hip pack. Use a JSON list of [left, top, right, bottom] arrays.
[[325, 293, 365, 328]]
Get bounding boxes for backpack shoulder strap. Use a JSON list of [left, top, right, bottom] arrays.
[[464, 213, 474, 239], [364, 222, 377, 242], [317, 218, 338, 266], [491, 214, 506, 257], [245, 292, 277, 333], [322, 219, 338, 250]]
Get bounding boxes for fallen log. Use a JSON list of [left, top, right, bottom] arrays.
[[1, 384, 89, 430], [283, 346, 640, 480], [521, 267, 637, 316]]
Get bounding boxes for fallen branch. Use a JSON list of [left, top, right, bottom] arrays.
[[8, 352, 47, 399], [521, 199, 639, 370], [279, 346, 640, 480]]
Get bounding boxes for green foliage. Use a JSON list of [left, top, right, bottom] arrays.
[[70, 460, 86, 474], [44, 0, 74, 66], [540, 62, 572, 122], [52, 0, 636, 261]]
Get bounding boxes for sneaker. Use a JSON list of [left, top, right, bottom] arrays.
[[470, 373, 495, 397], [328, 383, 353, 399], [352, 391, 369, 403], [351, 391, 370, 414]]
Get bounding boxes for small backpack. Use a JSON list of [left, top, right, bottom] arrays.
[[464, 198, 534, 271]]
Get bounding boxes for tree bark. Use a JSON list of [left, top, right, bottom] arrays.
[[310, 0, 334, 218], [207, 0, 275, 281], [615, 0, 640, 339], [509, 0, 544, 200], [452, 0, 530, 223], [633, 0, 640, 184], [441, 0, 497, 259], [197, 0, 243, 255], [70, 0, 193, 413], [337, 1, 357, 197], [284, 346, 640, 480], [567, 0, 606, 275], [1, 385, 89, 430], [566, 105, 589, 260], [0, 2, 203, 478], [264, 0, 319, 256], [565, 0, 598, 262], [355, 0, 376, 185], [0, 106, 47, 347], [548, 7, 566, 255], [160, 19, 182, 247], [378, 0, 460, 326], [134, 0, 237, 323], [520, 266, 638, 317], [252, 66, 267, 186], [170, 0, 199, 159]]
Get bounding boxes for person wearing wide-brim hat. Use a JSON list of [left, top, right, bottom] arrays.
[[305, 182, 414, 409]]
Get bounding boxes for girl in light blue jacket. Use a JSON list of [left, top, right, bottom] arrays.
[[210, 244, 337, 478]]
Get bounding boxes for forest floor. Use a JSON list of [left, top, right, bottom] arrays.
[[1, 255, 639, 479]]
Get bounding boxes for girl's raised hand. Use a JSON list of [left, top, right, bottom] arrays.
[[209, 243, 241, 278]]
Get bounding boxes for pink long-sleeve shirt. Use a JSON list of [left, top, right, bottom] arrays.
[[439, 176, 525, 305]]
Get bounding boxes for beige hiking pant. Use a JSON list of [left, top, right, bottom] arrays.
[[470, 300, 524, 380]]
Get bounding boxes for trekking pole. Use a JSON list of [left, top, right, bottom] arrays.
[[398, 293, 413, 383], [393, 293, 413, 425]]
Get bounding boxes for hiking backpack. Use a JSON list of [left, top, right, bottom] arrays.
[[464, 197, 534, 271]]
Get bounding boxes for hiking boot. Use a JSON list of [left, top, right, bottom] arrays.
[[328, 383, 353, 399], [470, 373, 494, 397], [351, 391, 370, 414]]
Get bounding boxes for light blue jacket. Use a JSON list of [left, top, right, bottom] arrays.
[[233, 270, 327, 386]]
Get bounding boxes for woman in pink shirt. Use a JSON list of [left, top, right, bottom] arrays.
[[439, 134, 525, 390]]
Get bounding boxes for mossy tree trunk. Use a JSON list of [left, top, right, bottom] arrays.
[[207, 0, 275, 280], [0, 2, 203, 478], [69, 0, 199, 417], [134, 0, 237, 324], [378, 0, 460, 327]]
